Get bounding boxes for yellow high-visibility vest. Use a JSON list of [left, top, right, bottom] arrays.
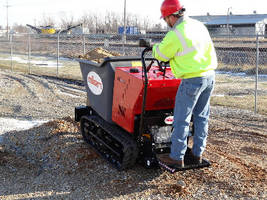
[[152, 16, 217, 79]]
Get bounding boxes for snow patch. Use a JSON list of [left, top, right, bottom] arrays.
[[0, 56, 63, 68], [213, 94, 225, 97], [0, 118, 47, 143]]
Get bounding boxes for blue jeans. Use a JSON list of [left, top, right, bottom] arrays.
[[170, 73, 215, 161]]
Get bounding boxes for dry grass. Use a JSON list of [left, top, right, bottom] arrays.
[[1, 61, 266, 115], [217, 63, 267, 75], [213, 74, 267, 115], [213, 37, 267, 42], [211, 95, 267, 114], [0, 57, 82, 80]]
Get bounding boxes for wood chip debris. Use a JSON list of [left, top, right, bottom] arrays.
[[78, 47, 121, 63]]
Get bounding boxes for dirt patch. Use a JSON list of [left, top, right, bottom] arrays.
[[0, 70, 86, 120], [2, 117, 99, 175], [78, 47, 121, 63], [240, 146, 265, 155], [0, 115, 266, 199], [0, 69, 266, 199]]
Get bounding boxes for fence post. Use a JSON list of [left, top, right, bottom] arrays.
[[83, 34, 86, 55], [254, 34, 259, 114], [123, 0, 126, 56], [122, 34, 126, 56], [28, 33, 31, 73], [57, 31, 61, 77], [10, 34, 13, 71]]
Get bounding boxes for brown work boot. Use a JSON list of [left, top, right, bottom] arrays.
[[190, 152, 202, 164], [157, 154, 184, 168]]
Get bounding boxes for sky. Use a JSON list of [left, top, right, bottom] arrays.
[[0, 0, 267, 28]]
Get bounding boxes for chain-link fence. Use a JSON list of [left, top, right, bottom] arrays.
[[211, 34, 267, 114], [0, 32, 266, 114]]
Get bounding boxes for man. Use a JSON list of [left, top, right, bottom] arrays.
[[153, 0, 217, 168]]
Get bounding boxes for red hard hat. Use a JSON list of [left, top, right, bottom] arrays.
[[160, 0, 183, 18]]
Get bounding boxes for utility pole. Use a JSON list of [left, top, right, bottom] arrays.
[[226, 7, 232, 40], [4, 0, 11, 39], [123, 0, 126, 55]]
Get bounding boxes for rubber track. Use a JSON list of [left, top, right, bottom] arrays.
[[81, 115, 138, 170]]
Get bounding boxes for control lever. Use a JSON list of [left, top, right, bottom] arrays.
[[139, 38, 152, 48]]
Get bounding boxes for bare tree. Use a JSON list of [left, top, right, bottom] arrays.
[[104, 11, 121, 33], [152, 23, 163, 30], [59, 12, 75, 29], [38, 14, 56, 27], [94, 15, 104, 33], [31, 10, 161, 34], [78, 11, 150, 34], [78, 12, 104, 33], [79, 13, 94, 32], [142, 16, 153, 31], [12, 23, 28, 33]]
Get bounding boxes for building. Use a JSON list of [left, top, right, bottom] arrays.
[[118, 26, 139, 35], [70, 26, 90, 35], [191, 14, 267, 36]]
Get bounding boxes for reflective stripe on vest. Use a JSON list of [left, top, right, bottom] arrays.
[[155, 45, 170, 60], [155, 27, 199, 60], [173, 28, 196, 57]]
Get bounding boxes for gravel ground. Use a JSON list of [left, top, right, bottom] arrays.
[[0, 69, 266, 200]]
